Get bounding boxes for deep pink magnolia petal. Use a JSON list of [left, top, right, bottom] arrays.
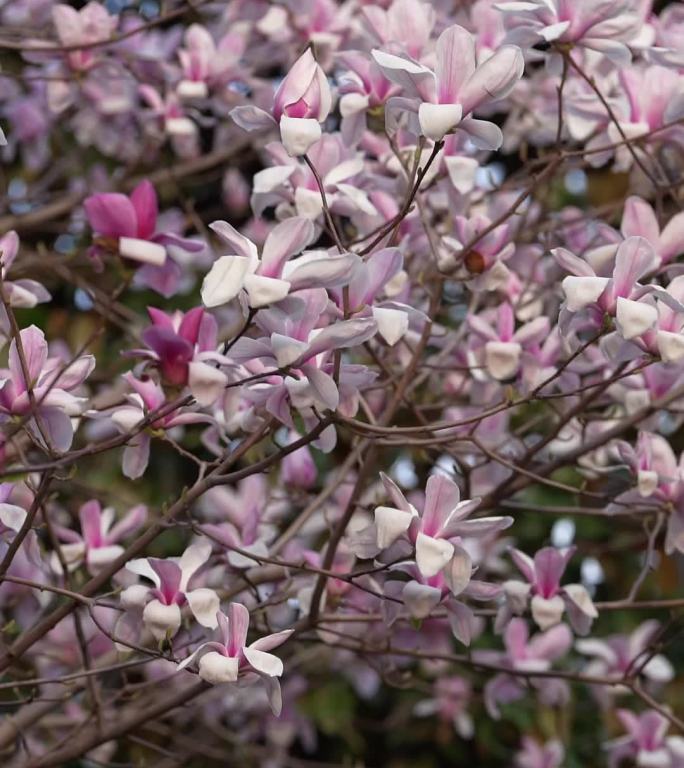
[[421, 473, 461, 537], [10, 325, 48, 395], [130, 180, 158, 240], [260, 217, 314, 278], [435, 24, 476, 104], [83, 193, 138, 238], [621, 196, 660, 244], [107, 504, 147, 544], [227, 602, 250, 655], [148, 559, 183, 603], [459, 44, 524, 115], [78, 500, 103, 548], [533, 547, 573, 598], [178, 306, 205, 346]]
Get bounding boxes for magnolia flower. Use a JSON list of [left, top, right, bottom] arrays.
[[622, 197, 684, 266], [373, 472, 512, 578], [372, 24, 524, 146], [52, 1, 116, 71], [468, 303, 550, 381], [515, 738, 564, 768], [384, 561, 501, 645], [498, 546, 598, 635], [249, 135, 378, 222], [199, 479, 274, 569], [330, 247, 416, 347], [605, 709, 684, 768], [497, 0, 642, 66], [178, 603, 292, 714], [555, 236, 673, 342], [110, 372, 212, 479], [577, 620, 674, 692], [176, 23, 245, 99], [132, 306, 228, 406], [0, 231, 51, 310], [477, 618, 572, 719], [414, 676, 473, 739], [228, 289, 377, 445], [611, 432, 684, 555], [84, 180, 203, 269], [201, 217, 355, 309], [0, 325, 95, 452], [51, 500, 146, 575], [231, 49, 332, 156], [121, 540, 219, 641]]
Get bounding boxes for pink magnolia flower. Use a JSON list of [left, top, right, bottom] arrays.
[[605, 709, 684, 768], [555, 236, 670, 342], [227, 289, 378, 448], [515, 738, 564, 768], [498, 546, 598, 634], [441, 213, 516, 291], [0, 325, 95, 452], [176, 24, 245, 99], [51, 1, 116, 72], [476, 618, 572, 719], [414, 676, 473, 739], [0, 231, 51, 310], [121, 540, 219, 641], [384, 559, 500, 646], [361, 0, 435, 60], [51, 499, 146, 575], [250, 135, 378, 222], [84, 179, 203, 273], [467, 302, 550, 381], [577, 620, 673, 693], [231, 49, 332, 157], [178, 602, 293, 714], [132, 306, 228, 406], [201, 216, 357, 309], [109, 372, 211, 478], [373, 472, 511, 579], [199, 478, 275, 569], [622, 196, 684, 266], [612, 432, 684, 555], [372, 24, 524, 146], [497, 0, 643, 65]]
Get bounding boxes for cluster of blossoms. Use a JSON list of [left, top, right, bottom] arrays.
[[1, 0, 684, 766]]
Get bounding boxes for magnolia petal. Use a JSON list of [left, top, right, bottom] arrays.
[[484, 340, 521, 380], [243, 646, 284, 677], [143, 599, 182, 640], [186, 588, 220, 629], [374, 505, 416, 549], [530, 594, 565, 630], [402, 581, 442, 619], [198, 651, 239, 683], [562, 275, 609, 312], [243, 273, 291, 308], [0, 503, 27, 533], [443, 545, 473, 596], [418, 102, 462, 141], [279, 117, 322, 157], [187, 361, 228, 407], [615, 297, 657, 340], [656, 330, 684, 363], [119, 237, 166, 266], [372, 306, 409, 346], [201, 255, 251, 308], [415, 532, 454, 578]]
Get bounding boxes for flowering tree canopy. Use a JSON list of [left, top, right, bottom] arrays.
[[1, 0, 684, 766]]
